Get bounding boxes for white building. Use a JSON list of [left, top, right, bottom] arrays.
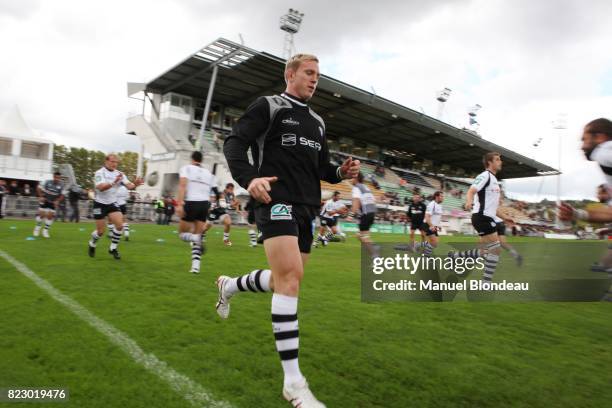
[[0, 106, 54, 183]]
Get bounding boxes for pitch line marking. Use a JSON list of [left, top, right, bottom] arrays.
[[0, 250, 233, 408]]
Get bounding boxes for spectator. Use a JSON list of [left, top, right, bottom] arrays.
[[164, 197, 175, 225], [0, 180, 6, 218], [68, 184, 81, 222], [8, 180, 19, 195], [21, 183, 33, 196], [155, 197, 165, 225]]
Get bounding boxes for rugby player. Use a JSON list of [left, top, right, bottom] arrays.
[[218, 53, 360, 407], [176, 151, 218, 274], [420, 191, 444, 257], [351, 173, 377, 257], [315, 191, 346, 247], [87, 154, 143, 259], [33, 171, 64, 238]]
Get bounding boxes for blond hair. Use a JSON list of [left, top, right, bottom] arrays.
[[285, 53, 319, 81]]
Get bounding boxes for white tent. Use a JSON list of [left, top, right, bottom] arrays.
[[0, 105, 53, 144]]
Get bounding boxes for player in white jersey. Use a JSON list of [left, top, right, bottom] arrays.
[[418, 191, 444, 257], [315, 191, 347, 247], [351, 172, 377, 257], [558, 118, 612, 300], [448, 152, 503, 287], [108, 185, 131, 241], [560, 118, 612, 223], [176, 151, 218, 274], [33, 171, 65, 238], [88, 154, 143, 259]]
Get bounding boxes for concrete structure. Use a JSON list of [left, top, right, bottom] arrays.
[[0, 106, 54, 183]]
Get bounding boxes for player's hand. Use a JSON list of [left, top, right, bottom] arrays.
[[340, 157, 360, 179], [134, 177, 144, 186], [557, 203, 589, 221], [114, 173, 123, 184], [248, 177, 278, 204], [464, 201, 473, 211], [176, 205, 184, 218]]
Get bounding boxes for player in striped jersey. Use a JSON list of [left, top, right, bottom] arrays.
[[33, 172, 65, 238], [204, 183, 236, 246], [448, 152, 503, 287]]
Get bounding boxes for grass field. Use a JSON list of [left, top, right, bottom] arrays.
[[1, 219, 611, 408]]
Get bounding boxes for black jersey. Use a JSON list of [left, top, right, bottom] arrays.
[[407, 202, 426, 224], [223, 93, 342, 207]]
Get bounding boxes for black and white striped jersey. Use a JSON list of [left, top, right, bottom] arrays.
[[471, 170, 501, 219]]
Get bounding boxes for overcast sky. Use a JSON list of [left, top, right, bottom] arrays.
[[1, 0, 610, 201]]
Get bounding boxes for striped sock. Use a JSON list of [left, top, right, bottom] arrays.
[[423, 242, 434, 257], [89, 230, 100, 247], [110, 227, 122, 250], [191, 242, 202, 271], [482, 253, 500, 286], [123, 223, 130, 237], [179, 232, 201, 243], [44, 219, 53, 230], [451, 248, 481, 260], [107, 223, 113, 238], [248, 229, 257, 245], [35, 216, 42, 227], [225, 269, 272, 296], [223, 232, 230, 241], [271, 293, 304, 387]]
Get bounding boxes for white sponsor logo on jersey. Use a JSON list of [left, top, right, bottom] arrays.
[[281, 134, 297, 146], [282, 117, 300, 126]]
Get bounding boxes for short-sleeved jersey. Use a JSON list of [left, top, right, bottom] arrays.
[[116, 185, 129, 206], [407, 201, 426, 223], [94, 167, 131, 205], [179, 164, 216, 202], [320, 199, 346, 218], [223, 191, 236, 209], [591, 140, 612, 186], [471, 170, 501, 218], [41, 179, 64, 202], [426, 200, 443, 227], [352, 183, 376, 214]]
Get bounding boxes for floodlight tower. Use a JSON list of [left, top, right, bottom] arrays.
[[552, 113, 567, 227], [436, 87, 452, 121], [280, 8, 304, 60], [468, 104, 482, 132]]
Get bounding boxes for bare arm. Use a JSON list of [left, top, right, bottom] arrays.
[[464, 186, 477, 211]]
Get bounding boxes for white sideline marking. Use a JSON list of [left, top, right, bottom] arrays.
[[0, 250, 232, 408]]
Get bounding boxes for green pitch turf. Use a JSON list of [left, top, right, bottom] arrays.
[[0, 220, 610, 407]]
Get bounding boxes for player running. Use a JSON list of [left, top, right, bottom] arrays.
[[33, 171, 65, 238], [315, 191, 346, 247], [205, 183, 236, 246], [415, 191, 444, 257], [351, 173, 377, 257], [176, 151, 218, 274], [87, 154, 143, 260], [448, 152, 503, 287], [218, 53, 360, 407], [406, 193, 426, 251]]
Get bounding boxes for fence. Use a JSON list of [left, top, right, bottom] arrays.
[[0, 195, 247, 225]]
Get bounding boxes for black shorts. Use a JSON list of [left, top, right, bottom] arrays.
[[421, 222, 439, 236], [207, 207, 227, 222], [471, 214, 498, 236], [39, 201, 56, 211], [359, 212, 375, 232], [93, 201, 121, 220], [255, 202, 318, 253], [320, 216, 337, 227], [410, 220, 424, 231], [119, 204, 127, 215], [496, 221, 506, 236], [247, 207, 256, 225], [183, 201, 210, 222]]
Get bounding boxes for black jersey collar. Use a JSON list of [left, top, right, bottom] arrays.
[[281, 92, 308, 107]]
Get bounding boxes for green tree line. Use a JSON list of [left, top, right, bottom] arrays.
[[53, 145, 145, 188]]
